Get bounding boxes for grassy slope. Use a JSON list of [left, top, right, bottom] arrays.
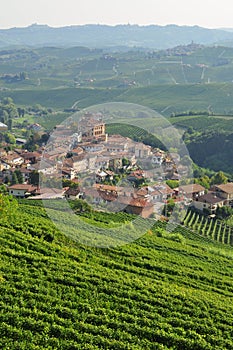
[[0, 201, 233, 349], [1, 83, 233, 116]]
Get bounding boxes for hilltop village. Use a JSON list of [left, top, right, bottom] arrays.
[[1, 112, 233, 218]]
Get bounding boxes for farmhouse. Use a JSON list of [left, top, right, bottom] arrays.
[[64, 187, 82, 200], [8, 184, 38, 198], [193, 192, 225, 214], [118, 196, 154, 218], [176, 184, 205, 200], [213, 183, 233, 207]]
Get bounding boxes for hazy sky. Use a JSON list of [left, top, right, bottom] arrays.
[[1, 0, 233, 29]]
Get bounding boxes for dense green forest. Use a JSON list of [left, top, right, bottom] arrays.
[[0, 197, 233, 349]]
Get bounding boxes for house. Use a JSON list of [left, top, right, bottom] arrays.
[[71, 147, 84, 156], [96, 170, 108, 182], [8, 184, 38, 198], [95, 155, 110, 169], [176, 184, 205, 200], [70, 155, 88, 173], [18, 168, 32, 183], [135, 143, 151, 159], [64, 187, 82, 200], [0, 159, 11, 171], [118, 196, 154, 218], [153, 183, 174, 201], [28, 123, 42, 131], [151, 151, 164, 166], [16, 138, 27, 146], [212, 183, 233, 207], [29, 187, 66, 200], [93, 183, 119, 201], [35, 159, 57, 175], [192, 192, 225, 214], [127, 170, 145, 185], [82, 143, 104, 153], [62, 168, 76, 180], [0, 153, 24, 167], [21, 151, 41, 164], [106, 140, 129, 153]]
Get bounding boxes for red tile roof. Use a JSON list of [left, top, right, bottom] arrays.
[[8, 184, 37, 192]]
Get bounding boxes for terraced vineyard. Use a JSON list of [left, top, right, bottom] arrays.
[[0, 199, 233, 349], [183, 210, 233, 246]]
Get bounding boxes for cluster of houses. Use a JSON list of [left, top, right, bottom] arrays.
[[1, 112, 233, 218]]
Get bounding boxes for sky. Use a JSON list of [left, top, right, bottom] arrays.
[[1, 0, 233, 29]]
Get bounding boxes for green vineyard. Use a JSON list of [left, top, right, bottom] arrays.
[[183, 209, 233, 246], [0, 199, 233, 349]]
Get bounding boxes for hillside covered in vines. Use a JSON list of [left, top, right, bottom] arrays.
[[0, 199, 233, 349]]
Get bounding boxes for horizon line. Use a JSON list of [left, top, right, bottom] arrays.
[[0, 22, 233, 31]]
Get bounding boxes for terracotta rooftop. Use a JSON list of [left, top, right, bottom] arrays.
[[118, 196, 153, 208], [215, 183, 233, 194], [8, 184, 37, 191], [93, 184, 118, 192], [196, 192, 225, 204], [65, 187, 80, 196], [179, 184, 205, 194]]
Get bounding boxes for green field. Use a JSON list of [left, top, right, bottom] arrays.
[[169, 114, 233, 133], [1, 45, 233, 118], [1, 199, 233, 349], [2, 83, 233, 118]]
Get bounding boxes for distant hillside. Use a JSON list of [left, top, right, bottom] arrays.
[[1, 23, 233, 49]]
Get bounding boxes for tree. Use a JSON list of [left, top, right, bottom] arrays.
[[29, 171, 40, 186], [162, 198, 175, 217], [4, 132, 16, 145], [2, 97, 13, 105], [211, 171, 228, 185], [216, 206, 233, 219], [17, 107, 25, 118], [11, 172, 18, 185], [7, 118, 12, 131], [14, 169, 23, 184], [195, 175, 210, 189], [0, 110, 9, 124], [62, 179, 79, 189], [71, 199, 92, 213], [166, 180, 179, 189], [24, 133, 40, 151], [4, 176, 9, 184], [122, 158, 130, 167], [0, 185, 7, 194]]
